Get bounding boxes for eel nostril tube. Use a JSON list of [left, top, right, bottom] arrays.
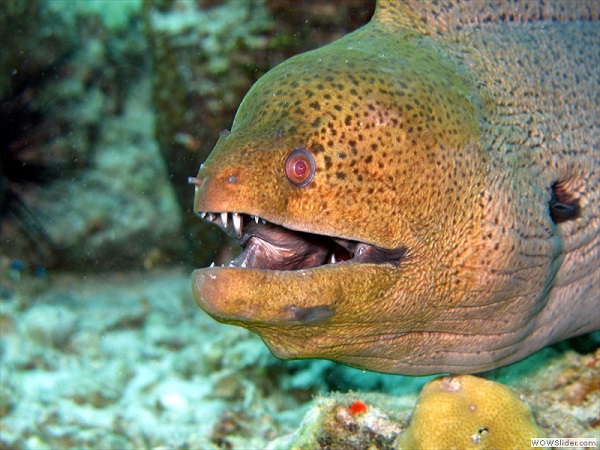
[[187, 176, 203, 186]]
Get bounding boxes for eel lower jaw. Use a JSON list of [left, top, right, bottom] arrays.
[[193, 211, 405, 326], [196, 210, 406, 271]]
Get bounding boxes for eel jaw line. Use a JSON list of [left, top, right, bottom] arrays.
[[196, 210, 406, 271]]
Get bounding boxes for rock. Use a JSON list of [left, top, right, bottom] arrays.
[[22, 304, 77, 348]]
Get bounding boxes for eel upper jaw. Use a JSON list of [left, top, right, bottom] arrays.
[[196, 210, 406, 271]]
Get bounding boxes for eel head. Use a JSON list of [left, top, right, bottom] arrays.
[[190, 17, 571, 375]]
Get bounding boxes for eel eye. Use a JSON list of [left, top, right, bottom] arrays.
[[285, 147, 315, 187]]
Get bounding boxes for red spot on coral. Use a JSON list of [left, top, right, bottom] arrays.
[[349, 400, 368, 415]]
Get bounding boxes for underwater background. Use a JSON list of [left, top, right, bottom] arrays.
[[0, 0, 598, 448]]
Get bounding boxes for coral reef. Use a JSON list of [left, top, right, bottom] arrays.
[[0, 265, 598, 448], [22, 304, 78, 348], [0, 1, 76, 260], [0, 1, 73, 99], [265, 0, 374, 50], [0, 0, 182, 269], [1, 0, 377, 270], [143, 0, 277, 266], [0, 92, 63, 257], [269, 393, 411, 449], [396, 375, 546, 450], [509, 345, 600, 441]]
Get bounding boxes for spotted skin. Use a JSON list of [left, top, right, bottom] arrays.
[[191, 0, 599, 375]]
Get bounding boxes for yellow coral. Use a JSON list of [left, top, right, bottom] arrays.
[[396, 375, 546, 450]]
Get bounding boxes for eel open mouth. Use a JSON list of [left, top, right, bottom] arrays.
[[197, 211, 405, 270]]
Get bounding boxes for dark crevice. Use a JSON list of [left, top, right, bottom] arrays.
[[549, 180, 581, 224]]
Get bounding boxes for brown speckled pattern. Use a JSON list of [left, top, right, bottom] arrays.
[[212, 20, 482, 251], [440, 20, 600, 362], [192, 0, 599, 375], [404, 0, 599, 33]]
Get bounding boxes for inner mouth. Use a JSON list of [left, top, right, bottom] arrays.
[[197, 211, 405, 270]]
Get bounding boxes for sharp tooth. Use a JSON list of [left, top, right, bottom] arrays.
[[329, 253, 337, 264], [209, 262, 215, 268], [199, 212, 207, 219], [254, 215, 259, 224], [261, 219, 267, 225], [233, 213, 242, 237], [208, 213, 216, 221], [221, 212, 229, 227]]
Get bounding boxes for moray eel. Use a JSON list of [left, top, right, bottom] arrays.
[[190, 0, 599, 375]]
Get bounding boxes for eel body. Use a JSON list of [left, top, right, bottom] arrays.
[[190, 0, 599, 375]]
